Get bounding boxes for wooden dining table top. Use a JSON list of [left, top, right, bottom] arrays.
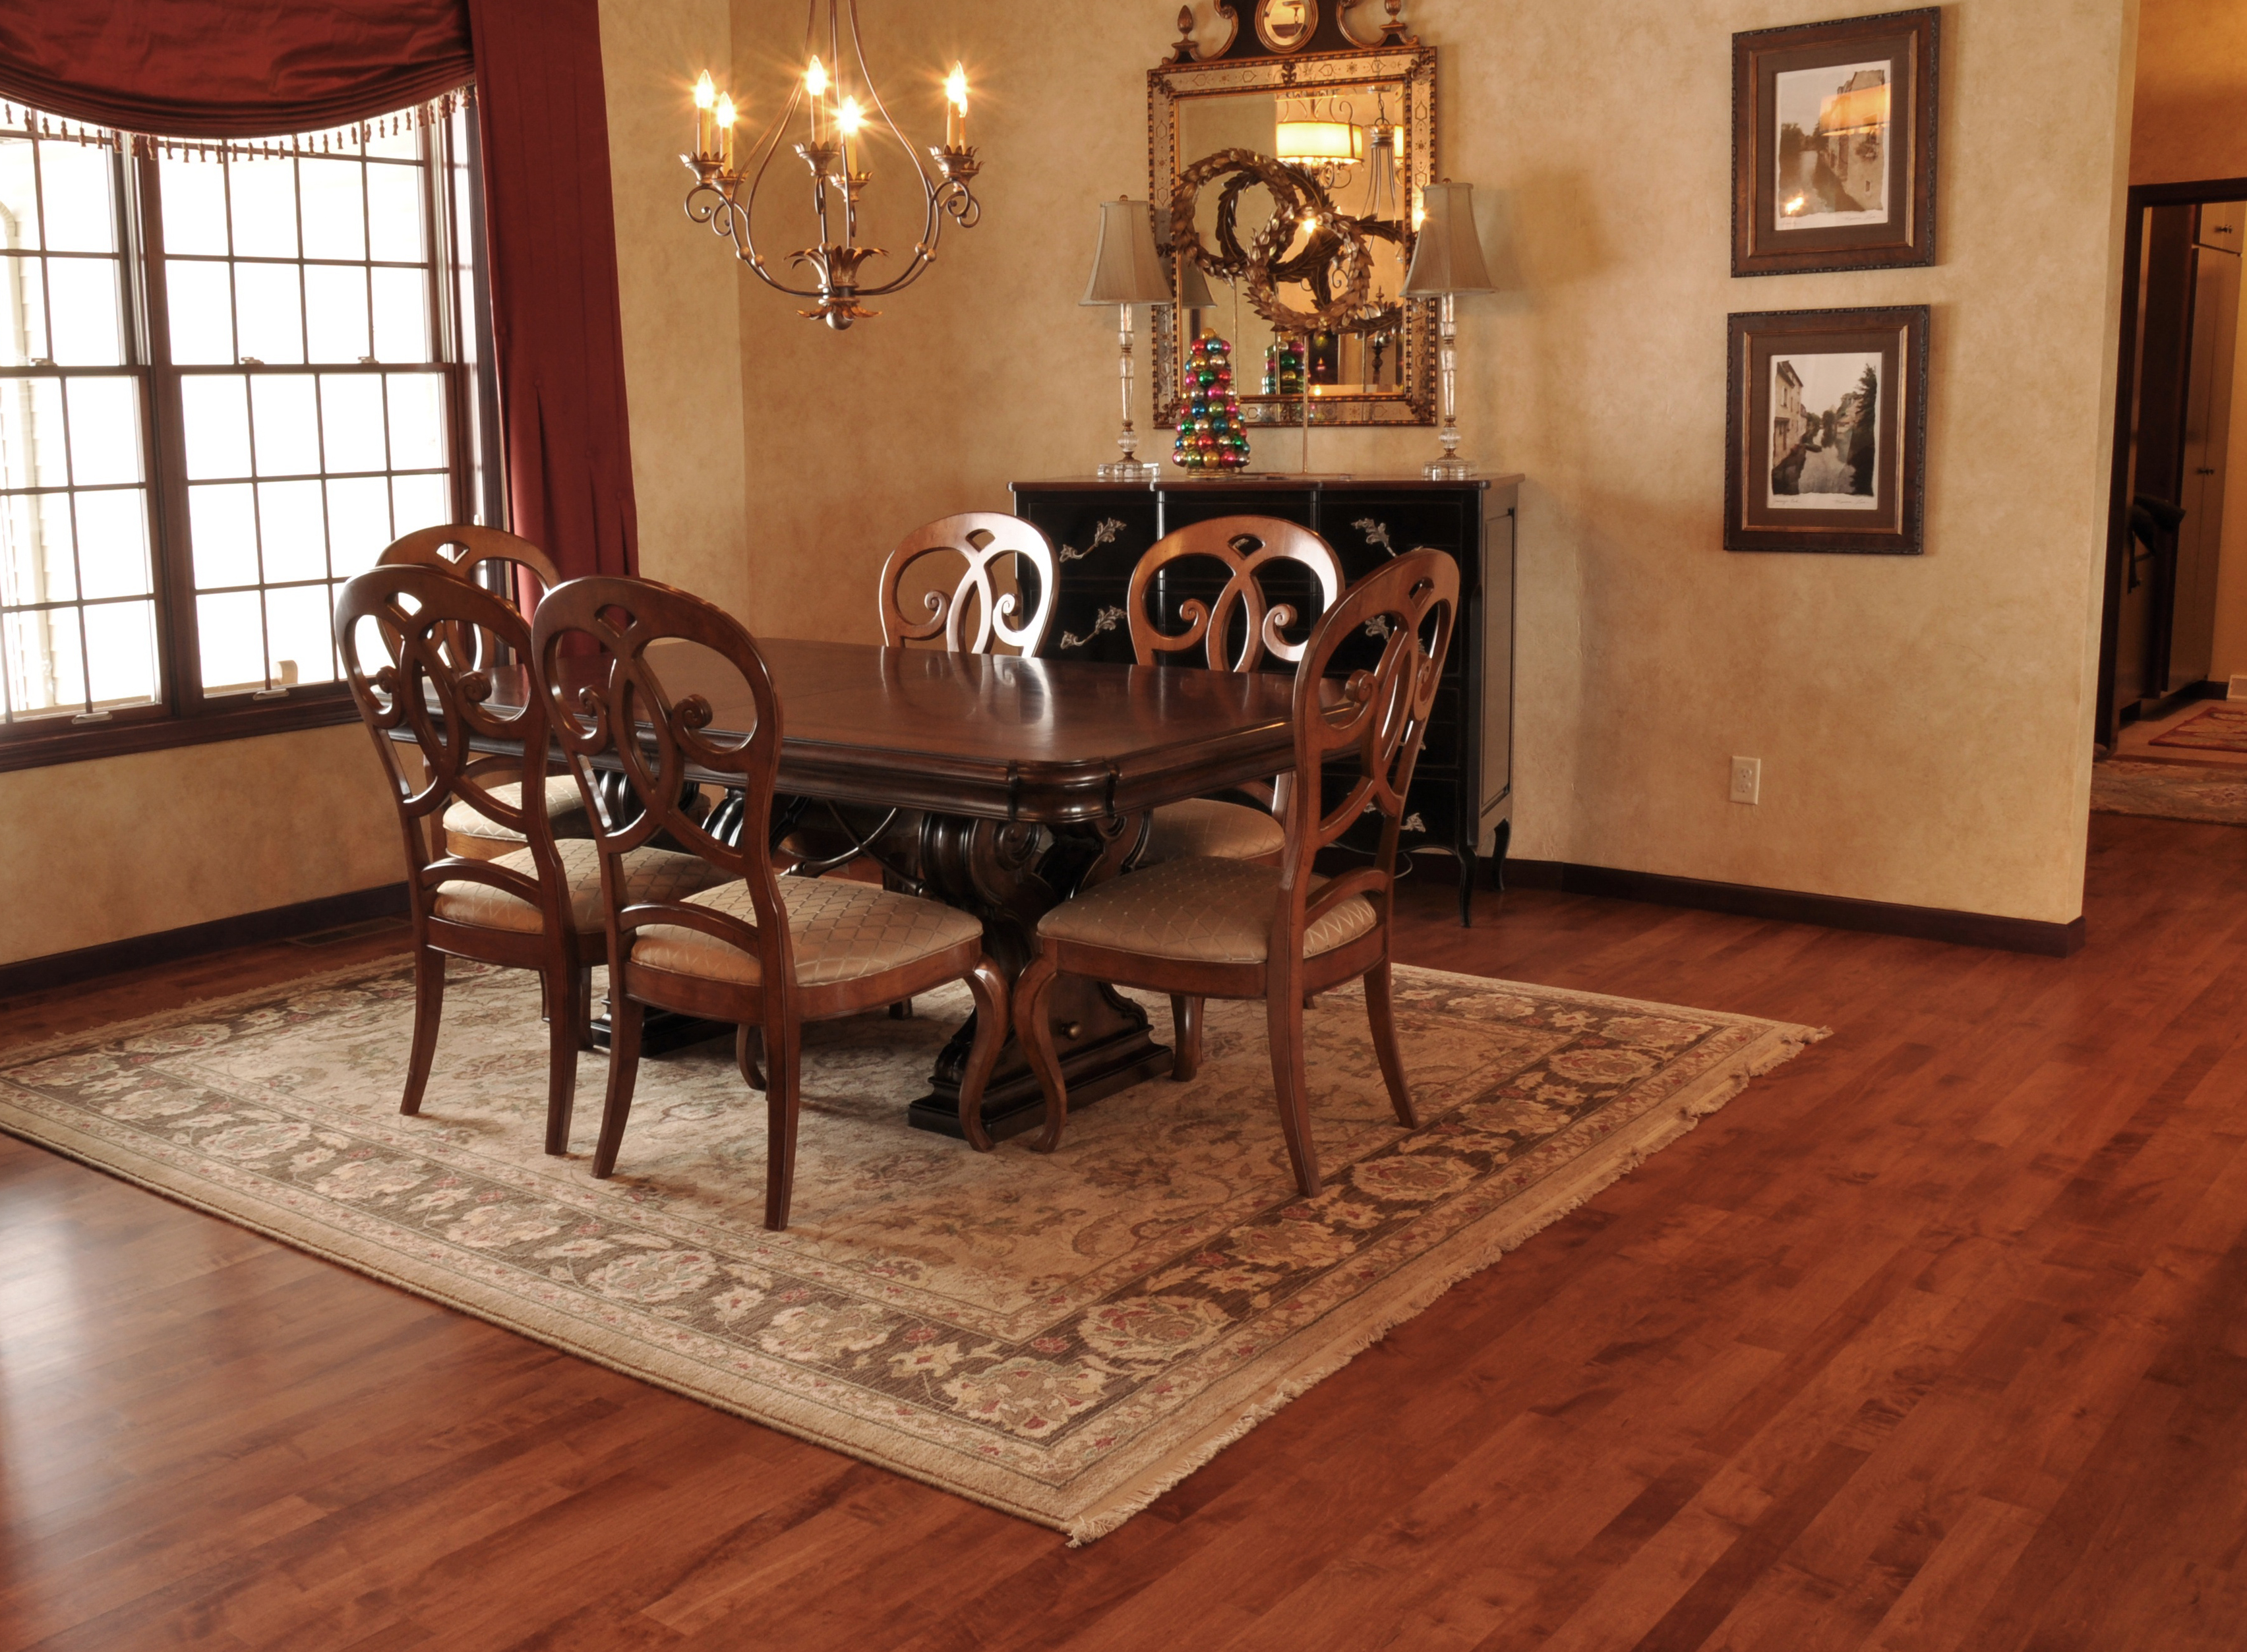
[[477, 637, 1302, 825]]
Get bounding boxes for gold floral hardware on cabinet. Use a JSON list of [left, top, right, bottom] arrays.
[[1058, 519, 1129, 563], [1058, 606, 1127, 651]]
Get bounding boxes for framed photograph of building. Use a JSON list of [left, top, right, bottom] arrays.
[[1731, 9, 1938, 276], [1725, 306, 1928, 554]]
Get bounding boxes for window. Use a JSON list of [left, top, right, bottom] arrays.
[[0, 101, 492, 769]]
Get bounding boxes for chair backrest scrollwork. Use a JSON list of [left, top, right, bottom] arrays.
[[377, 525, 565, 671], [1274, 550, 1460, 948], [1126, 514, 1344, 674], [878, 512, 1059, 656], [335, 564, 570, 929], [529, 577, 797, 1007]]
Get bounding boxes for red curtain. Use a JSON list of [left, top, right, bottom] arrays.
[[0, 1, 637, 582], [466, 0, 637, 582], [0, 3, 473, 137]]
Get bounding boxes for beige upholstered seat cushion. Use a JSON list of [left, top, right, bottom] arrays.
[[442, 777, 593, 843], [1037, 856, 1375, 966], [630, 876, 983, 989], [432, 839, 723, 935], [1139, 797, 1286, 864]]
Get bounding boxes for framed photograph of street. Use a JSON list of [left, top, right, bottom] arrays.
[[1725, 306, 1928, 554], [1731, 9, 1938, 276]]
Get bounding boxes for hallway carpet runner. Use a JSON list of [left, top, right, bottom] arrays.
[[2149, 702, 2247, 753], [2092, 758, 2247, 825], [0, 958, 1819, 1542]]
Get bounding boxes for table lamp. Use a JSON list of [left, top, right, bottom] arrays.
[[1401, 180, 1494, 480], [1082, 198, 1178, 481]]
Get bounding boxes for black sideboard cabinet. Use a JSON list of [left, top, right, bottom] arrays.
[[1011, 475, 1519, 924]]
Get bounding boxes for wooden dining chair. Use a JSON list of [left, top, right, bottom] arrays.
[[528, 575, 1011, 1230], [1125, 514, 1344, 867], [375, 524, 592, 864], [335, 565, 725, 1154], [878, 512, 1058, 656], [1013, 550, 1460, 1198]]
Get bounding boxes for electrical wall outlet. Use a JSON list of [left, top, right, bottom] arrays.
[[1729, 755, 1762, 805], [2229, 675, 2247, 701]]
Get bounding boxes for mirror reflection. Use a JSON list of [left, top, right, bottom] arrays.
[[1174, 85, 1411, 402]]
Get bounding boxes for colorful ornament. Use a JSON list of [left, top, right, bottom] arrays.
[[1172, 331, 1251, 471], [1261, 338, 1305, 397]]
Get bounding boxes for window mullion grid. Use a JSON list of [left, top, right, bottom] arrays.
[[136, 143, 206, 722]]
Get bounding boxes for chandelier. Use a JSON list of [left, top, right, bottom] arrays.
[[680, 1, 984, 330]]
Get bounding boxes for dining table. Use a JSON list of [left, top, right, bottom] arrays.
[[467, 637, 1303, 1142]]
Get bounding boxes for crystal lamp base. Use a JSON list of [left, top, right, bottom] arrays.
[[1097, 459, 1161, 481], [1423, 456, 1477, 481]]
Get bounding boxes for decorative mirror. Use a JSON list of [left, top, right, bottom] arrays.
[[1151, 1, 1437, 429]]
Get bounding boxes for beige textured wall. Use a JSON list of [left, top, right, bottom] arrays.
[[2131, 0, 2247, 185], [0, 724, 398, 968], [601, 0, 752, 615], [694, 0, 2135, 924]]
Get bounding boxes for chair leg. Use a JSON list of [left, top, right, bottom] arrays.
[[573, 965, 596, 1051], [957, 959, 1009, 1152], [1267, 982, 1321, 1197], [1363, 960, 1416, 1128], [763, 1014, 802, 1231], [591, 997, 644, 1178], [736, 1022, 766, 1090], [543, 968, 581, 1156], [1014, 953, 1069, 1153], [402, 947, 446, 1116], [1169, 994, 1203, 1082], [889, 997, 914, 1020]]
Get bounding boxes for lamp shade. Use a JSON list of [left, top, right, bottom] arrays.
[[1275, 119, 1361, 165], [1174, 254, 1215, 309], [1082, 198, 1177, 307], [1402, 181, 1493, 297]]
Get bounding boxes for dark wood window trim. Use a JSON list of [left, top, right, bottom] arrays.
[[0, 103, 487, 776]]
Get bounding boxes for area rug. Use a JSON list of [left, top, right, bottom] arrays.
[[2093, 758, 2247, 824], [2149, 701, 2247, 753], [0, 958, 1822, 1543]]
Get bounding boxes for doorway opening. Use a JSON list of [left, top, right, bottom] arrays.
[[2098, 178, 2247, 752]]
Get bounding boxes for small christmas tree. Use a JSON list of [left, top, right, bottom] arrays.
[[1172, 331, 1251, 471], [1262, 338, 1304, 396]]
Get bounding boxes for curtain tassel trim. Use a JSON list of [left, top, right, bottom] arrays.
[[0, 85, 473, 161]]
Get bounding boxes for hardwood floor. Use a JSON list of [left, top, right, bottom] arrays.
[[4, 816, 2245, 1649]]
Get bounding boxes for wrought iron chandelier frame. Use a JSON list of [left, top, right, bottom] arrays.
[[680, 0, 983, 330]]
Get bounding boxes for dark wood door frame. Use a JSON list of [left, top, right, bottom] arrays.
[[2098, 175, 2247, 747]]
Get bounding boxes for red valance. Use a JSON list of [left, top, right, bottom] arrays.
[[0, 3, 475, 140], [0, 1, 636, 583]]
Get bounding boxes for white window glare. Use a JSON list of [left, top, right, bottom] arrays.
[[1, 102, 473, 731]]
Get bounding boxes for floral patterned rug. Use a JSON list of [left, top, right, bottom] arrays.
[[2149, 702, 2247, 753], [2092, 758, 2247, 824], [0, 959, 1821, 1542]]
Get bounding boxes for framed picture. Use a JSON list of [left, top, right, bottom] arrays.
[[1725, 306, 1928, 554], [1731, 9, 1938, 276]]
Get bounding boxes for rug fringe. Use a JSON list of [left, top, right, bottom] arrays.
[[1062, 1024, 1830, 1542]]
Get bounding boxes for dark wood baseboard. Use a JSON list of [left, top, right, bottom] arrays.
[[0, 885, 410, 1001], [1503, 860, 2085, 957]]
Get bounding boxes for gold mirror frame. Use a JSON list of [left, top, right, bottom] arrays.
[[1151, 42, 1437, 430]]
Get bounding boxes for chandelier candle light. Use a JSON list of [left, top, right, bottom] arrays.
[[680, 2, 984, 330]]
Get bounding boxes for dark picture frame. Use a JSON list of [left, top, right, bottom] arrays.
[[1731, 9, 1938, 277], [1726, 306, 1929, 554]]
